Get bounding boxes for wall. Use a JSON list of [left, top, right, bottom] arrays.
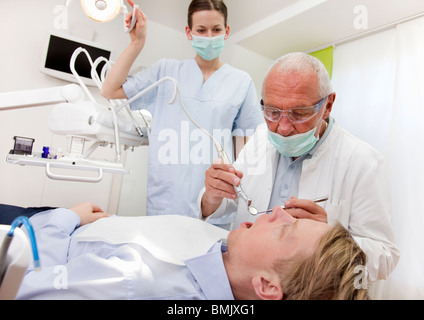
[[0, 0, 272, 216]]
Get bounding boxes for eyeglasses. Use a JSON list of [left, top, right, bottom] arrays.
[[261, 96, 328, 124]]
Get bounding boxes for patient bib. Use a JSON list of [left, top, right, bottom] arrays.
[[75, 215, 229, 265]]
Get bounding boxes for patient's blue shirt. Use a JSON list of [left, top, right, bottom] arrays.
[[17, 208, 234, 300]]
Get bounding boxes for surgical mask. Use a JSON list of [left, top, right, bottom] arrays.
[[268, 127, 318, 158], [191, 34, 225, 61]]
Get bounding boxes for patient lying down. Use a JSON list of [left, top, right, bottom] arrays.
[[17, 203, 369, 300]]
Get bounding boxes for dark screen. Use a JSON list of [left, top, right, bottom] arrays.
[[44, 35, 111, 79]]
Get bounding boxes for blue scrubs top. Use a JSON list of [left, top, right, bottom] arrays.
[[123, 58, 264, 217]]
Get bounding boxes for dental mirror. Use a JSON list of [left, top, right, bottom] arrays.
[[247, 199, 257, 215], [250, 196, 329, 216]]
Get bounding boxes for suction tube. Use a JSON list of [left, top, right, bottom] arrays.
[[6, 217, 40, 271]]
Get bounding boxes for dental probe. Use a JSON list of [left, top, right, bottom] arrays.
[[249, 196, 329, 216]]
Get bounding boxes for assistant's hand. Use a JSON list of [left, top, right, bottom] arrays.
[[283, 196, 328, 223], [201, 159, 243, 217], [125, 6, 147, 44], [70, 202, 110, 227]]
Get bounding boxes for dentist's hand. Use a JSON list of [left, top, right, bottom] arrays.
[[201, 159, 244, 217], [283, 196, 328, 223]]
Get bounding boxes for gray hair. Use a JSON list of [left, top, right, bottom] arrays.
[[264, 52, 334, 98]]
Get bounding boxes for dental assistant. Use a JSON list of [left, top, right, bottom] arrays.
[[199, 52, 400, 282], [101, 0, 263, 218]]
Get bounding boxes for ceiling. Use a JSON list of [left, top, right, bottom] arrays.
[[137, 0, 424, 59]]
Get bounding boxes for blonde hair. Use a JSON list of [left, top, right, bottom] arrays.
[[274, 223, 370, 300]]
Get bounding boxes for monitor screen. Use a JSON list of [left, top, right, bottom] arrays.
[[40, 32, 112, 86]]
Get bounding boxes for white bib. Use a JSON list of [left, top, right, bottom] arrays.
[[75, 215, 229, 265]]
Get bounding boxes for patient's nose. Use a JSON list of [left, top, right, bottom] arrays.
[[269, 206, 296, 224]]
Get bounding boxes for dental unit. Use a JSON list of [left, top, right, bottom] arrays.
[[1, 47, 151, 183]]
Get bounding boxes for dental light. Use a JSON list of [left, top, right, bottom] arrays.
[[80, 0, 121, 22], [65, 0, 138, 32]]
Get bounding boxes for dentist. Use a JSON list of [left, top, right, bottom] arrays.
[[101, 0, 263, 219], [199, 52, 400, 282]]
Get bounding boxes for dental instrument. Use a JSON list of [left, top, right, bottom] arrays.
[[248, 196, 329, 216]]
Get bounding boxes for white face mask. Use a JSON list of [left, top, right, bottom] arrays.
[[267, 127, 319, 157]]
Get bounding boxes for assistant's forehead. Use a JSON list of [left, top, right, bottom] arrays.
[[191, 10, 226, 26]]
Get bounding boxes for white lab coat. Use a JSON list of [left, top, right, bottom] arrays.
[[199, 121, 400, 281]]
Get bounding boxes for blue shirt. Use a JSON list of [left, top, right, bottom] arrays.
[[17, 209, 234, 300], [123, 59, 264, 217]]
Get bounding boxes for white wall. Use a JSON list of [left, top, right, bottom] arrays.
[[0, 0, 272, 215]]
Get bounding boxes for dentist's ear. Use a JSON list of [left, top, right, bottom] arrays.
[[251, 275, 283, 300]]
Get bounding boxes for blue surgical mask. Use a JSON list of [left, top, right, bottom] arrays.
[[191, 34, 225, 61], [268, 128, 318, 158]]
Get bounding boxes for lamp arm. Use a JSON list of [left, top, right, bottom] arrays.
[[0, 84, 84, 111]]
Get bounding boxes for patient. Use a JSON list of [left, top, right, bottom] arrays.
[[16, 203, 369, 300]]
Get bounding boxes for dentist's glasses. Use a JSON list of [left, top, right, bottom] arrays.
[[261, 95, 328, 124]]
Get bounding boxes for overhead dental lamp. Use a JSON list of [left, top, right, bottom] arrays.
[[80, 0, 122, 22], [63, 0, 137, 32]]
